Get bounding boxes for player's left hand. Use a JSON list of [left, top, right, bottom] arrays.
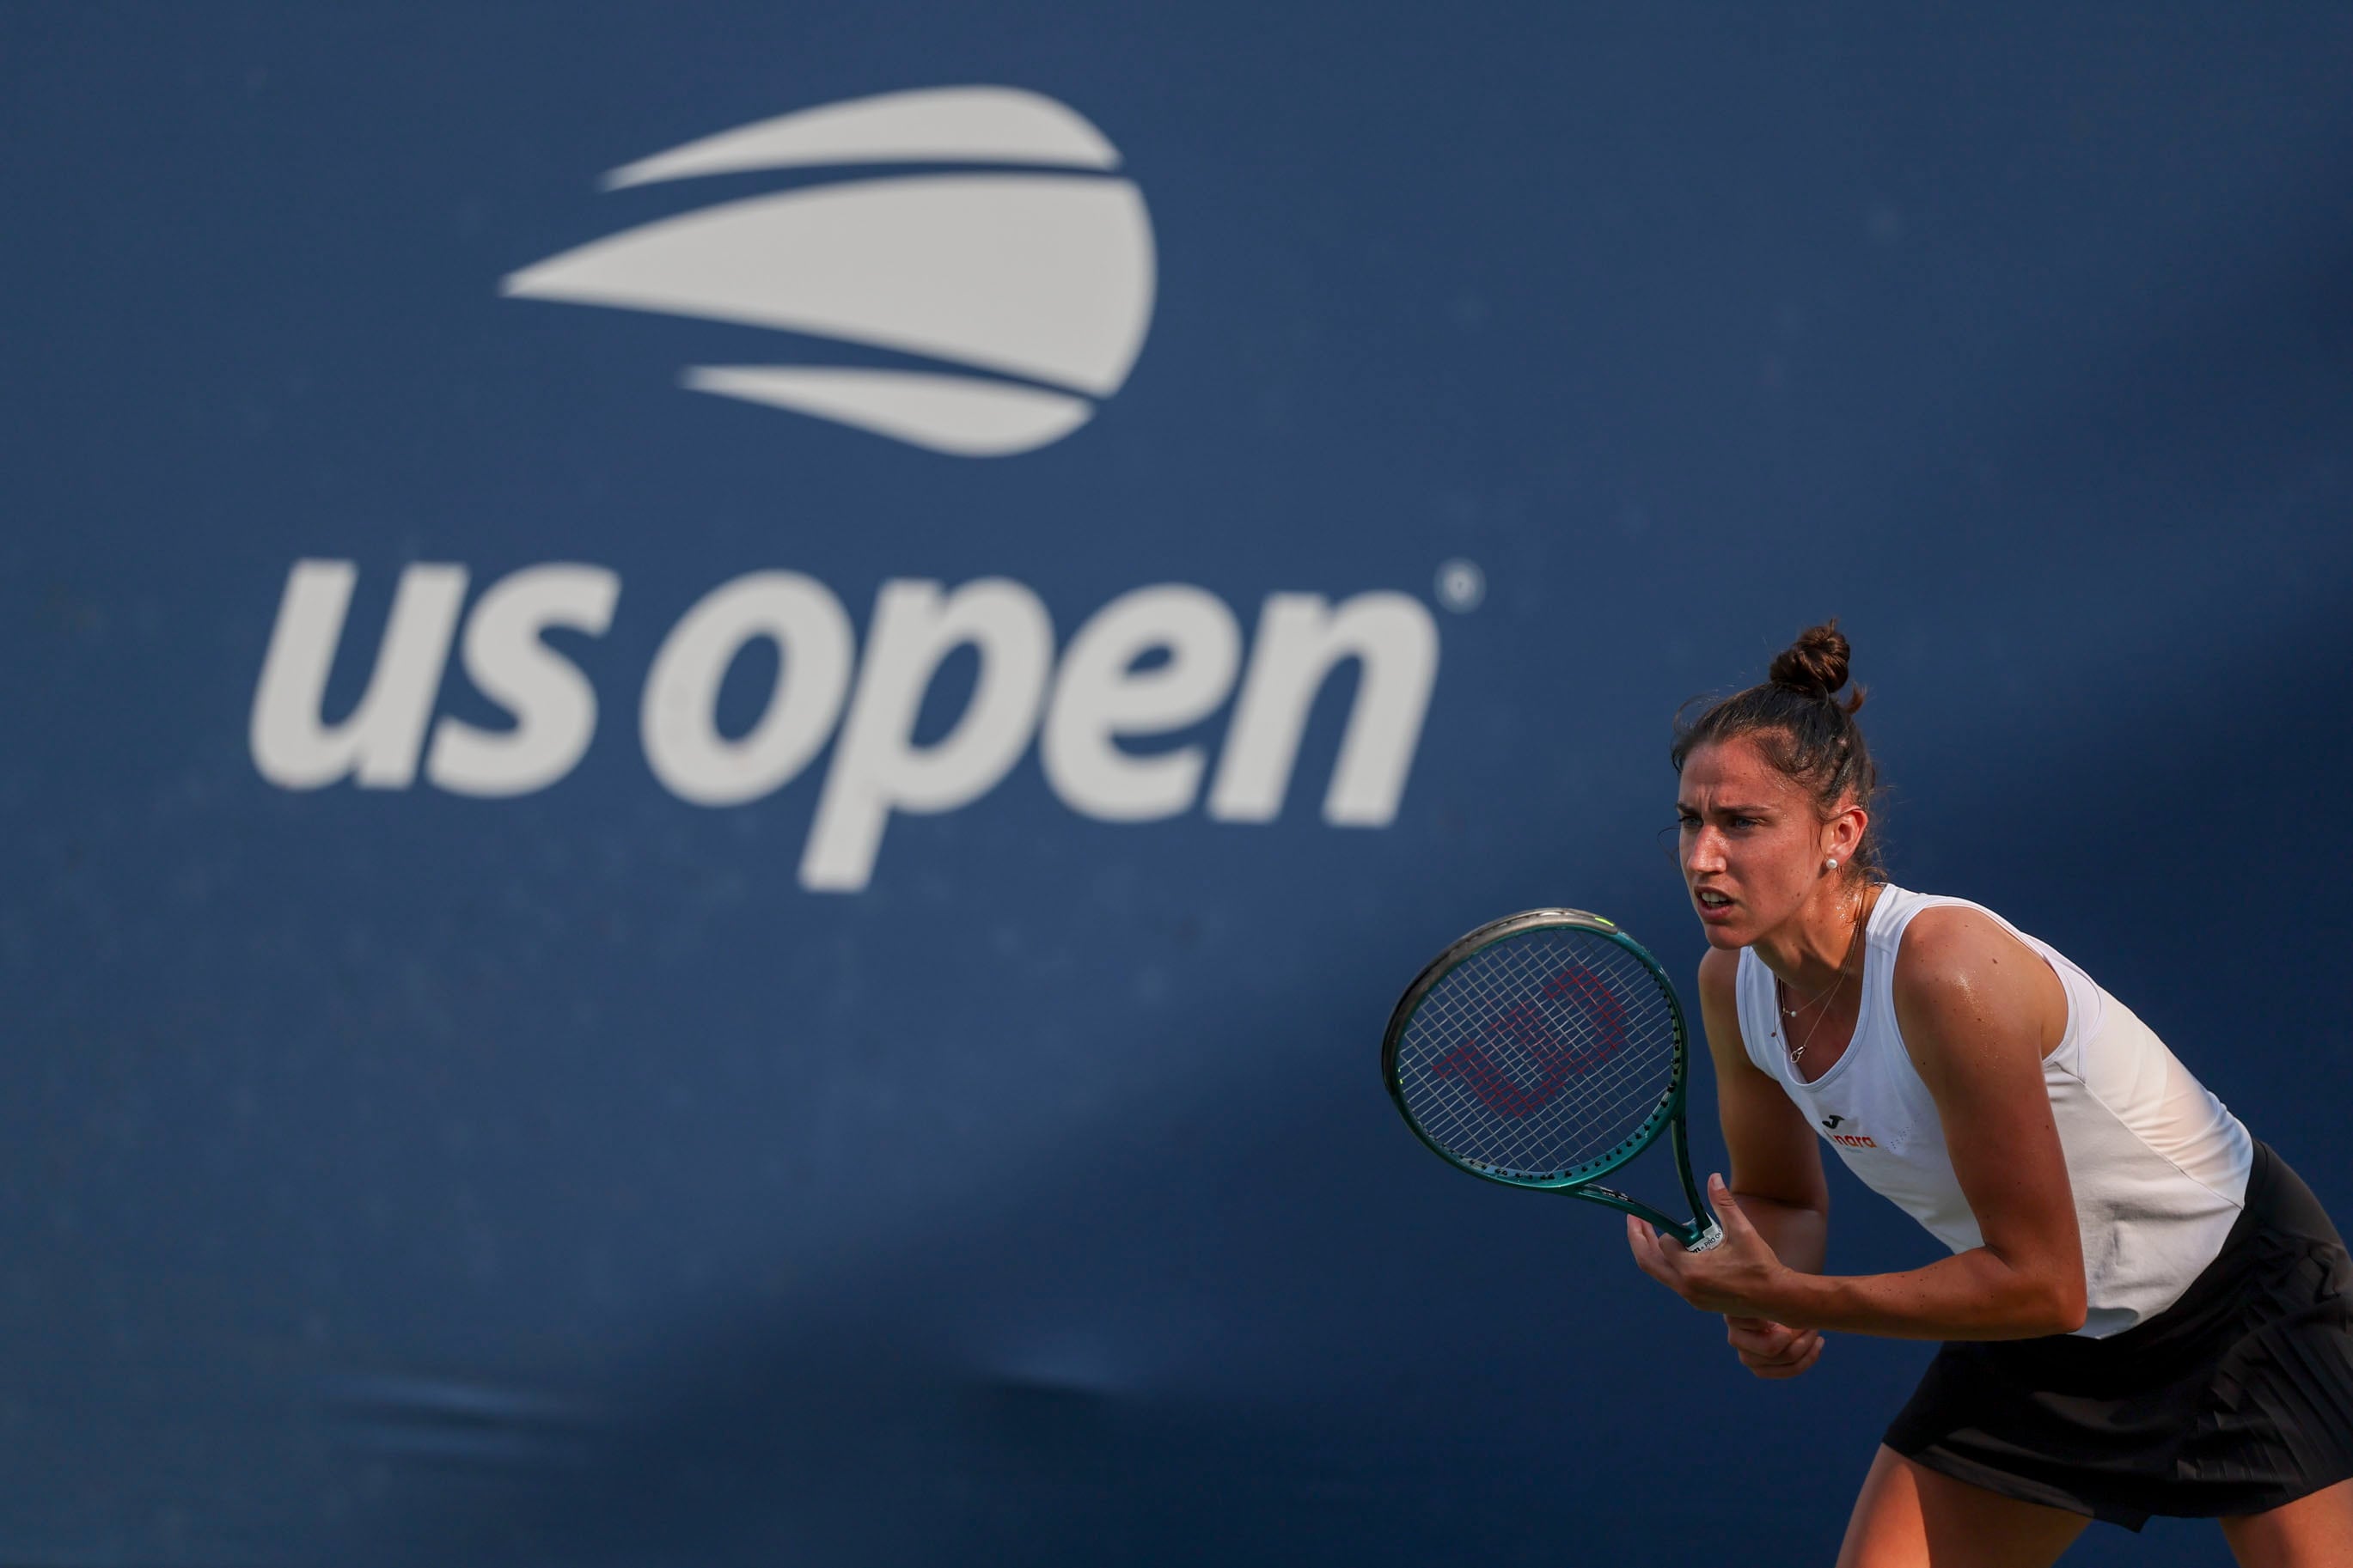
[[1625, 1173, 1795, 1320]]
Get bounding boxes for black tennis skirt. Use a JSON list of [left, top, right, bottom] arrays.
[[1885, 1139, 2353, 1530]]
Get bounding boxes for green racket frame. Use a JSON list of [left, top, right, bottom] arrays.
[[1381, 908, 1724, 1251]]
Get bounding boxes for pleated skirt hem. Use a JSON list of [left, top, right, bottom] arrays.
[[1885, 1141, 2353, 1533]]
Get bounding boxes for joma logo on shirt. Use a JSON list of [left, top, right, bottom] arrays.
[[1821, 1114, 1878, 1146]]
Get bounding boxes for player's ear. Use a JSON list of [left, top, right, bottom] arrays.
[[1825, 799, 1866, 864]]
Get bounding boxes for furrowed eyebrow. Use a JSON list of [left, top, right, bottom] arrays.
[[1676, 802, 1776, 816]]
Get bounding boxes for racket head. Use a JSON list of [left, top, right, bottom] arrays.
[[1382, 909, 1693, 1193]]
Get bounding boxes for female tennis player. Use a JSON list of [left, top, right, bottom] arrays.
[[1625, 623, 2353, 1565]]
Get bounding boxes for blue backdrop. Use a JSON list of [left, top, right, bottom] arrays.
[[5, 5, 2352, 1563]]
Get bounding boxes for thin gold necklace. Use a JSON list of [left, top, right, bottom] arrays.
[[1776, 889, 1869, 1066]]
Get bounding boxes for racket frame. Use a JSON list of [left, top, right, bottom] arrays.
[[1382, 908, 1724, 1252]]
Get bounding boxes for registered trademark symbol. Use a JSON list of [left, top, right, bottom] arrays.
[[1434, 558, 1484, 613]]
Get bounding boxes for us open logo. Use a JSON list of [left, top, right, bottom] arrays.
[[248, 85, 1447, 894], [502, 85, 1155, 456]]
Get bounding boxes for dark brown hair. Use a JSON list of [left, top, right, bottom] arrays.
[[1670, 620, 1886, 882]]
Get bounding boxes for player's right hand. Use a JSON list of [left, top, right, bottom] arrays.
[[1723, 1315, 1823, 1380]]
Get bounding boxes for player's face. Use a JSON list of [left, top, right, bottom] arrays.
[[1675, 735, 1829, 949]]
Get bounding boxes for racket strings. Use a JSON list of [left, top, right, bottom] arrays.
[[1406, 942, 1670, 1173], [1394, 929, 1679, 1179]]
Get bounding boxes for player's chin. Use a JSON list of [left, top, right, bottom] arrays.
[[1695, 918, 1746, 949]]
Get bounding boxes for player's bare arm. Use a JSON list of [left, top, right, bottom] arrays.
[[1635, 909, 2086, 1340], [1695, 943, 1831, 1377], [1697, 943, 1830, 1270]]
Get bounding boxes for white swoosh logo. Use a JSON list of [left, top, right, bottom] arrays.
[[503, 87, 1155, 457]]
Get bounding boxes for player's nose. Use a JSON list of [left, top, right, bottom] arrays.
[[1683, 824, 1728, 873]]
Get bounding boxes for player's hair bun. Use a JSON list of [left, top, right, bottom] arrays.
[[1767, 620, 1863, 715], [1670, 617, 1884, 882]]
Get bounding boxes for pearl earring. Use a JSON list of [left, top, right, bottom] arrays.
[[1826, 857, 1840, 870]]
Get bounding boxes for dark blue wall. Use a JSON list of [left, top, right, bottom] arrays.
[[4, 6, 2351, 1563]]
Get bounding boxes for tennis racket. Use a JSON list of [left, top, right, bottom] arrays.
[[1382, 908, 1722, 1251]]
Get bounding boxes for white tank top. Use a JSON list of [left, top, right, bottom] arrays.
[[1734, 883, 2252, 1338]]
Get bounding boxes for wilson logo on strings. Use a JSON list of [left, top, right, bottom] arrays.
[[502, 85, 1155, 456], [1430, 967, 1629, 1119]]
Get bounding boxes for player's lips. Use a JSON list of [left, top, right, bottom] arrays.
[[1694, 888, 1737, 922]]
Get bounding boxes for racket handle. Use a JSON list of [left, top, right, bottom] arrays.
[[1684, 1219, 1725, 1253]]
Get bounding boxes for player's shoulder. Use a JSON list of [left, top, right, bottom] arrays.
[[1893, 902, 2028, 983], [1891, 900, 2049, 1022], [1692, 943, 1755, 1063], [1696, 942, 1743, 1000], [1695, 944, 1746, 1040]]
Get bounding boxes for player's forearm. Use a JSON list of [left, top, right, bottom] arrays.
[[1773, 1247, 2087, 1340], [1728, 1189, 1827, 1275]]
